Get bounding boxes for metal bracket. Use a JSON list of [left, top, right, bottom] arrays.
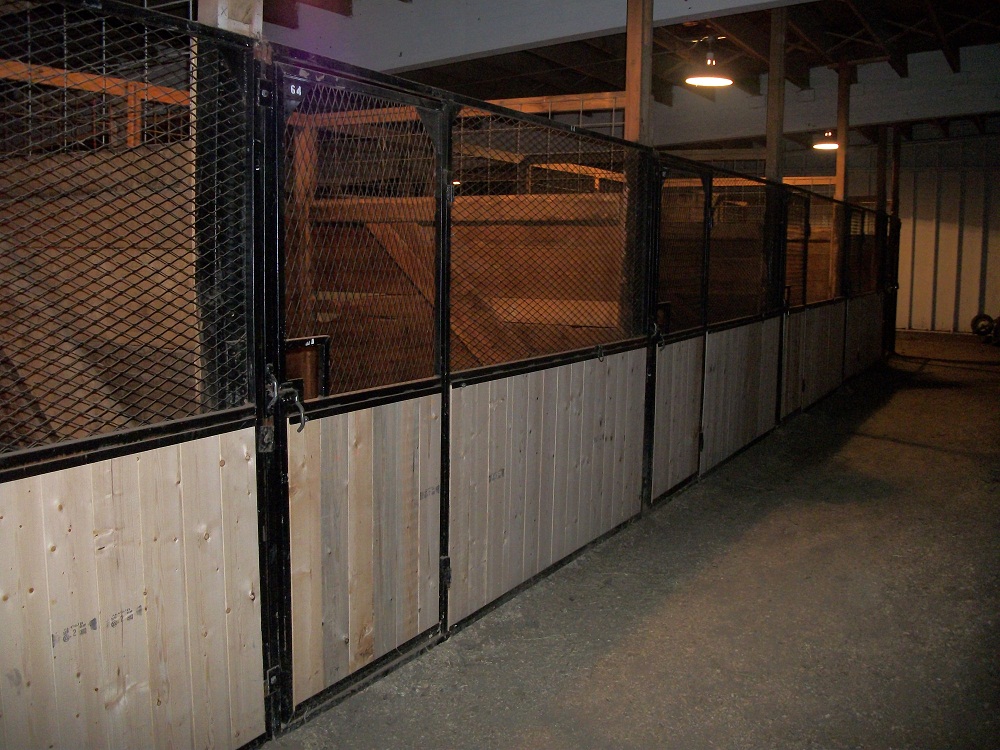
[[264, 666, 281, 696]]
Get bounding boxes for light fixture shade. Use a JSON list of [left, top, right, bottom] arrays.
[[813, 130, 838, 150], [684, 50, 734, 87]]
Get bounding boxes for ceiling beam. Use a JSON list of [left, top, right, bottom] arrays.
[[528, 42, 626, 91], [707, 14, 811, 89], [923, 0, 961, 73], [583, 36, 675, 106], [787, 6, 835, 66], [856, 125, 880, 144], [489, 91, 628, 115], [842, 0, 909, 77], [765, 6, 787, 182], [784, 132, 814, 150], [663, 147, 766, 161]]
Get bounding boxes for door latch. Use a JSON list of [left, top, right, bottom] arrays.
[[264, 365, 308, 432]]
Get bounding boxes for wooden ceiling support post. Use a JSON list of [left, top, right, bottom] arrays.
[[875, 125, 888, 215], [765, 6, 787, 183], [834, 61, 851, 202], [890, 126, 902, 218], [625, 0, 653, 145]]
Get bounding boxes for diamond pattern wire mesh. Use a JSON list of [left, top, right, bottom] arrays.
[[805, 193, 842, 303], [282, 84, 437, 396], [658, 168, 706, 332], [0, 3, 251, 457], [785, 191, 809, 308], [449, 109, 643, 371], [706, 175, 768, 324], [848, 208, 879, 295]]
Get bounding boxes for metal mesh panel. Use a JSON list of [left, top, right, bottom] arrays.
[[785, 191, 808, 308], [658, 168, 706, 332], [805, 194, 842, 303], [283, 83, 437, 396], [707, 176, 768, 324], [0, 2, 251, 457], [450, 109, 643, 371], [850, 209, 879, 295]]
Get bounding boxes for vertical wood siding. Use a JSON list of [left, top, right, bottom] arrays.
[[872, 140, 1000, 332], [844, 294, 884, 379], [448, 348, 645, 626], [651, 336, 704, 499], [781, 310, 807, 419], [803, 301, 847, 408], [287, 395, 441, 706], [700, 318, 781, 473], [0, 428, 265, 750]]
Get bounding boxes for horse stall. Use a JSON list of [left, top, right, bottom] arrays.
[[0, 5, 265, 748], [0, 3, 893, 745]]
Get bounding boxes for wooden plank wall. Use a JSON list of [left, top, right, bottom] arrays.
[[844, 294, 885, 379], [0, 428, 265, 749], [700, 317, 781, 474], [651, 336, 704, 500], [853, 138, 1000, 333], [781, 310, 807, 419], [802, 301, 847, 408], [448, 348, 645, 626], [287, 395, 441, 706]]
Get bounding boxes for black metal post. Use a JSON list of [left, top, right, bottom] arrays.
[[641, 151, 661, 509], [253, 59, 295, 733], [431, 103, 456, 631]]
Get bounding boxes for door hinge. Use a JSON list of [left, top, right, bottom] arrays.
[[264, 666, 281, 696]]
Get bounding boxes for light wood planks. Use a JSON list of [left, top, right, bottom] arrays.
[[651, 336, 705, 499], [0, 428, 265, 750], [287, 395, 441, 706], [448, 349, 645, 626], [700, 319, 781, 474], [802, 301, 847, 408], [781, 311, 807, 419], [844, 294, 885, 379]]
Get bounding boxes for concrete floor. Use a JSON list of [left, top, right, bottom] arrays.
[[268, 331, 1000, 750]]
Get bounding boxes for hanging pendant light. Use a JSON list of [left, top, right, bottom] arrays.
[[685, 39, 733, 87], [812, 130, 838, 150]]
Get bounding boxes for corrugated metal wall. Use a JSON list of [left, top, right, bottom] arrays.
[[856, 136, 1000, 333]]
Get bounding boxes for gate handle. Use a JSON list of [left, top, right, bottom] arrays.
[[280, 384, 308, 433]]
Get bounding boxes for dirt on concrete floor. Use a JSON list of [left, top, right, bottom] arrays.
[[267, 331, 1000, 750]]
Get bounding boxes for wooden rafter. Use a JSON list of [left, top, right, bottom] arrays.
[[491, 91, 628, 115], [787, 6, 835, 66], [842, 0, 909, 76], [583, 35, 676, 106], [708, 14, 811, 89], [923, 0, 960, 73], [528, 42, 625, 93]]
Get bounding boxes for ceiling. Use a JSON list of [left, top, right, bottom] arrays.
[[392, 0, 1000, 147]]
